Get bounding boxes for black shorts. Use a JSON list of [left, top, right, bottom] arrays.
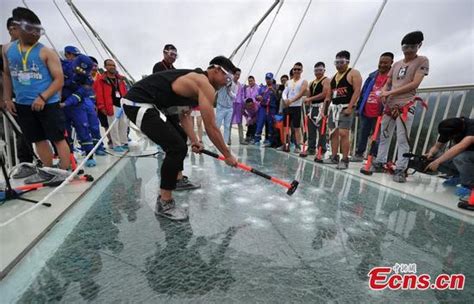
[[16, 103, 66, 143], [283, 106, 302, 128]]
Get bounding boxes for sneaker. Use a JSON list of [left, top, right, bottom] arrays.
[[249, 139, 255, 144], [336, 158, 349, 170], [323, 155, 339, 165], [263, 141, 272, 147], [11, 163, 38, 179], [442, 176, 461, 187], [369, 162, 385, 173], [113, 146, 126, 153], [122, 144, 129, 150], [175, 176, 201, 191], [254, 140, 261, 146], [86, 159, 97, 167], [350, 154, 364, 162], [293, 145, 301, 154], [156, 196, 189, 221], [241, 140, 249, 145], [455, 185, 471, 198], [24, 168, 67, 185], [392, 169, 407, 183], [95, 149, 106, 156]]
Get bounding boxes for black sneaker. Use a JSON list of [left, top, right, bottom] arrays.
[[323, 155, 339, 165], [156, 196, 189, 221], [175, 176, 201, 191], [369, 162, 385, 173]]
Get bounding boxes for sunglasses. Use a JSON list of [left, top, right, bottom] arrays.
[[13, 20, 45, 36], [293, 68, 302, 71], [334, 59, 349, 65], [164, 50, 178, 58], [401, 44, 419, 51]]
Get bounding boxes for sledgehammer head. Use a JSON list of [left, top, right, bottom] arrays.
[[287, 180, 299, 196]]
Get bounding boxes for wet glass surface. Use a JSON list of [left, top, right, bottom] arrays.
[[13, 147, 474, 303]]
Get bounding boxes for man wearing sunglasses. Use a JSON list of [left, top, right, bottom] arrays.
[[152, 44, 178, 73], [121, 56, 238, 221], [282, 62, 308, 153], [325, 51, 362, 170], [306, 62, 330, 156], [370, 31, 429, 183], [3, 7, 71, 177]]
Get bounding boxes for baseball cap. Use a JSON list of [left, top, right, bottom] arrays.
[[265, 72, 274, 80], [64, 45, 80, 55]]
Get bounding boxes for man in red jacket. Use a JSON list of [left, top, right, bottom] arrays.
[[93, 59, 128, 152]]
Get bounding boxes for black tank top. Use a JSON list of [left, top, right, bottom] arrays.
[[330, 68, 353, 105], [309, 77, 326, 104], [125, 68, 205, 108]]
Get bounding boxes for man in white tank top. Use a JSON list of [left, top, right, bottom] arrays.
[[281, 62, 308, 153]]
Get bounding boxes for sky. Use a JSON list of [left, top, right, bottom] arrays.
[[1, 0, 473, 87]]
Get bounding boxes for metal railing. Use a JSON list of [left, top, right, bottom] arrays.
[[352, 84, 474, 159], [1, 84, 473, 172]]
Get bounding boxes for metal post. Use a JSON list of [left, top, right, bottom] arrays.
[[422, 91, 442, 154]]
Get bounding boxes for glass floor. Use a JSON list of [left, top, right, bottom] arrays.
[[2, 146, 473, 303]]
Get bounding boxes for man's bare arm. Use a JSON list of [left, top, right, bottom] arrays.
[[41, 47, 64, 100], [348, 70, 362, 109], [429, 136, 474, 167], [196, 79, 232, 158], [179, 110, 199, 144]]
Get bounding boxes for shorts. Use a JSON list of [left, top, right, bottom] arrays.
[[328, 106, 353, 130], [283, 106, 301, 128], [16, 102, 66, 143]]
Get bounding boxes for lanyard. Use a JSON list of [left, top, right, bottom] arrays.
[[334, 68, 350, 87], [311, 77, 326, 96], [17, 42, 38, 70]]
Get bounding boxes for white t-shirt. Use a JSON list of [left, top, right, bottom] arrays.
[[282, 78, 305, 107]]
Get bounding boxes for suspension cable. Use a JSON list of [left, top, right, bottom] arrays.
[[22, 0, 61, 57], [68, 2, 106, 61], [237, 28, 256, 67], [65, 0, 135, 82], [352, 0, 388, 67], [52, 0, 87, 54], [247, 0, 285, 77], [275, 0, 312, 76]]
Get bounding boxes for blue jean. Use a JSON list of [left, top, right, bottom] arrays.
[[216, 106, 233, 143], [438, 150, 474, 187], [255, 107, 276, 142], [356, 115, 379, 156]]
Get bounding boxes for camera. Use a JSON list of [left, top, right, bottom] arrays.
[[403, 153, 436, 175]]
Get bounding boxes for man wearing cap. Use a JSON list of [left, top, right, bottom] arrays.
[[425, 117, 474, 200], [121, 56, 238, 221], [152, 44, 177, 73], [370, 31, 429, 182], [255, 72, 278, 146]]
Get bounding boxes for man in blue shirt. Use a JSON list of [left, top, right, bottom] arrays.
[[2, 7, 70, 178]]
